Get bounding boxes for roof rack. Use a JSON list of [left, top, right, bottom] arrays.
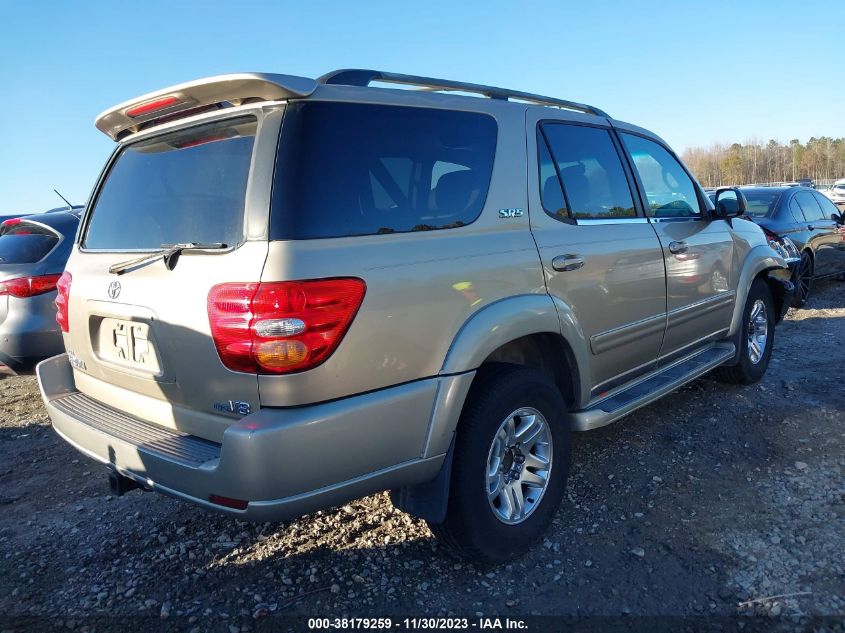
[[317, 69, 609, 118]]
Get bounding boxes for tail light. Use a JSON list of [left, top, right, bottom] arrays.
[[207, 278, 366, 374], [0, 274, 62, 298], [55, 272, 72, 333]]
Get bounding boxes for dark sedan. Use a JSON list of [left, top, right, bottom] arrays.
[[0, 210, 81, 372], [739, 187, 845, 307]]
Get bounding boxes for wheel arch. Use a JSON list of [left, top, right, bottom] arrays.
[[393, 296, 587, 523], [729, 245, 789, 336], [439, 294, 590, 404]]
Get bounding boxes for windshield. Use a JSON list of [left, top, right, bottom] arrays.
[[83, 117, 257, 250], [742, 190, 782, 217]]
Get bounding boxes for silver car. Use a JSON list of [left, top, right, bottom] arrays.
[[37, 70, 792, 562], [0, 210, 80, 372]]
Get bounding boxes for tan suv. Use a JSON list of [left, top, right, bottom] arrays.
[[37, 69, 793, 562]]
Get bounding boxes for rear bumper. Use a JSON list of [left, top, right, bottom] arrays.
[[37, 354, 449, 521], [0, 329, 64, 373]]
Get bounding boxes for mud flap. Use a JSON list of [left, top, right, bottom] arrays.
[[767, 268, 794, 324], [389, 437, 455, 523]]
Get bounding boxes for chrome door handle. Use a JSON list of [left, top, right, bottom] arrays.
[[551, 254, 585, 272], [669, 240, 688, 254]]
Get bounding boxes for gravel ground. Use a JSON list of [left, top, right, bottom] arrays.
[[1, 281, 844, 630]]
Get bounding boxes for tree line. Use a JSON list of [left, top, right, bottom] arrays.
[[681, 137, 845, 187]]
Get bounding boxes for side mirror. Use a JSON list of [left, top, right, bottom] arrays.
[[831, 213, 843, 224], [714, 187, 747, 218]]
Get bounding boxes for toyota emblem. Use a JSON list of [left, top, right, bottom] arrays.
[[108, 280, 121, 299]]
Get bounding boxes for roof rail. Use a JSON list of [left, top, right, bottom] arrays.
[[317, 69, 609, 118]]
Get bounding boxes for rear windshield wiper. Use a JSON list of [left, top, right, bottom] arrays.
[[108, 242, 227, 275]]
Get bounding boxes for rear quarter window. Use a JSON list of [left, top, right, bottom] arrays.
[[270, 102, 498, 239]]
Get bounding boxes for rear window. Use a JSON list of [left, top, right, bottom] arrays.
[[0, 223, 59, 264], [742, 190, 781, 217], [83, 117, 257, 250], [270, 102, 497, 239]]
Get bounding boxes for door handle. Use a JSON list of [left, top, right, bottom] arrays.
[[807, 225, 815, 231], [669, 240, 688, 254], [551, 254, 585, 272]]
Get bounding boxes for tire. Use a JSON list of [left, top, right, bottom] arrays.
[[427, 363, 571, 564], [713, 278, 775, 385], [791, 251, 813, 308]]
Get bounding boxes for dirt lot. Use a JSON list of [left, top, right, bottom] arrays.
[[1, 281, 844, 629]]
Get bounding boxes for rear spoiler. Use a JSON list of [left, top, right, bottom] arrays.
[[95, 73, 317, 141]]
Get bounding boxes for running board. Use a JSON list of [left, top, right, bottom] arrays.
[[570, 343, 735, 432]]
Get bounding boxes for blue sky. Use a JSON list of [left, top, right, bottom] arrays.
[[1, 0, 843, 212]]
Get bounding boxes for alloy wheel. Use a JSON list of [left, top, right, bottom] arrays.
[[485, 408, 553, 525], [747, 299, 769, 364]]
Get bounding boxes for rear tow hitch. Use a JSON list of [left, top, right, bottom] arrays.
[[108, 470, 144, 496]]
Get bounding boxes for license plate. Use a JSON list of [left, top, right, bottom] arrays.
[[95, 317, 162, 374]]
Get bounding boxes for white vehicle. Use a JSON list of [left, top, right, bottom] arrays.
[[829, 179, 845, 209]]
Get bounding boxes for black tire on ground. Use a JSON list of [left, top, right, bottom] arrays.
[[713, 278, 775, 385], [427, 363, 571, 564], [791, 251, 813, 308]]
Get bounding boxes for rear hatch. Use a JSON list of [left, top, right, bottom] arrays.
[[64, 115, 268, 442], [0, 217, 65, 328]]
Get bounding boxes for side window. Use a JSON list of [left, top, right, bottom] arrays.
[[621, 134, 701, 218], [271, 102, 498, 239], [537, 135, 567, 219], [795, 191, 825, 222], [540, 124, 636, 219], [788, 198, 805, 223], [813, 191, 842, 220]]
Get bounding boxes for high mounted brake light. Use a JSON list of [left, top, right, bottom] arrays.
[[1, 218, 22, 231], [125, 95, 182, 118], [95, 73, 319, 141], [207, 278, 366, 374]]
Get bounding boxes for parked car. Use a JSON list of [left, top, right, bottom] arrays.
[[830, 179, 845, 209], [37, 70, 792, 562], [706, 189, 802, 285], [0, 210, 81, 372], [737, 186, 845, 307]]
